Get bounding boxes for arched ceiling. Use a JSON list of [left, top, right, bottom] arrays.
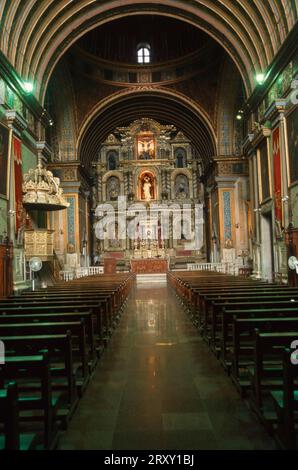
[[0, 1, 297, 102], [78, 91, 216, 169], [76, 15, 211, 64]]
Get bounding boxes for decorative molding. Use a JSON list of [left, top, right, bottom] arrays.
[[5, 110, 27, 136], [264, 99, 287, 122]]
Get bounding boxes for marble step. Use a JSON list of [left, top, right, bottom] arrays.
[[136, 274, 167, 284]]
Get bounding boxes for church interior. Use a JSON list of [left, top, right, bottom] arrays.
[[0, 0, 297, 452]]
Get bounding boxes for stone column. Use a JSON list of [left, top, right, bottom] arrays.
[[168, 213, 173, 249], [97, 172, 103, 202], [252, 151, 261, 278]]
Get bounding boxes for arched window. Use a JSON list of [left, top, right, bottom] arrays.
[[137, 44, 151, 64], [175, 148, 186, 168], [177, 154, 184, 168], [107, 151, 118, 171]]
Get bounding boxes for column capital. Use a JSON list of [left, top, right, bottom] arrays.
[[246, 125, 271, 149], [264, 99, 287, 122], [5, 110, 27, 136]]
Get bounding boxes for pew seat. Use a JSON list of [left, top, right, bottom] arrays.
[[271, 349, 298, 449], [0, 382, 37, 450], [0, 353, 60, 449]]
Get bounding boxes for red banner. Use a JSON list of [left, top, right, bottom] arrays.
[[13, 136, 23, 234], [272, 127, 282, 225]]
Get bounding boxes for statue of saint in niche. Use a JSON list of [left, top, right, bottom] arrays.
[[141, 174, 154, 201], [175, 174, 189, 200], [143, 176, 152, 201], [107, 176, 120, 201]]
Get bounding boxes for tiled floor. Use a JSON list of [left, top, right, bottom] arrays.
[[59, 284, 275, 450]]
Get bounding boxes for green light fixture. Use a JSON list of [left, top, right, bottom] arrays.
[[23, 81, 34, 93], [256, 73, 265, 85]]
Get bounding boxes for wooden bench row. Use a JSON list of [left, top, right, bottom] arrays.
[[0, 273, 135, 450], [168, 270, 298, 449]]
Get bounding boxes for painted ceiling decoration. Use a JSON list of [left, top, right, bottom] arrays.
[[0, 0, 297, 102]]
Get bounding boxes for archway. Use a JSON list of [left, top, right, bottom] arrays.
[[77, 88, 217, 171]]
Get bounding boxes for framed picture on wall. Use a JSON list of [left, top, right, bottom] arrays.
[[0, 121, 10, 199], [258, 138, 271, 201], [286, 107, 298, 185]]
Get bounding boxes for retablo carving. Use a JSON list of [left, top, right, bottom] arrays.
[[23, 157, 69, 211]]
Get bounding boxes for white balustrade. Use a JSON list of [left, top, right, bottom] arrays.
[[76, 267, 89, 278], [59, 266, 104, 282], [187, 262, 239, 276], [59, 271, 75, 282], [88, 266, 104, 275]]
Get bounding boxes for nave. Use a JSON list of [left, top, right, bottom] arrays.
[[59, 282, 274, 450]]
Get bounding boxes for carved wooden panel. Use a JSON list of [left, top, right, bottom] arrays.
[[104, 258, 117, 274], [24, 230, 54, 260]]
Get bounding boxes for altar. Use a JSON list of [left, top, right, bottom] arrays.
[[131, 258, 169, 274]]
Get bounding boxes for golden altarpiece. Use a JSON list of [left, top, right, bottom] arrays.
[[93, 118, 205, 266]]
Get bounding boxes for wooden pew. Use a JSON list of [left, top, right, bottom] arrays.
[[0, 381, 19, 450], [0, 352, 59, 449], [0, 320, 88, 379], [0, 273, 135, 448], [167, 270, 280, 315], [0, 309, 95, 351], [0, 382, 37, 450], [2, 332, 77, 411], [271, 348, 298, 449], [220, 307, 298, 368], [199, 290, 298, 329], [168, 270, 298, 447], [201, 297, 298, 342], [231, 317, 298, 393], [11, 292, 118, 332], [8, 295, 113, 329], [0, 306, 99, 353], [248, 330, 298, 413], [0, 300, 110, 344]]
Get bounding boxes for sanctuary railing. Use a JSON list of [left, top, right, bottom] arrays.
[[59, 266, 104, 282], [186, 262, 239, 275]]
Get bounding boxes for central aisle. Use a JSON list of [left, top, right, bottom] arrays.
[[59, 284, 274, 450]]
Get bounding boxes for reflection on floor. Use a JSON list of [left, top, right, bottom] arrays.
[[59, 285, 275, 450]]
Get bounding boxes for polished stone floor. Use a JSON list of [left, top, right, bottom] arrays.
[[59, 284, 275, 450]]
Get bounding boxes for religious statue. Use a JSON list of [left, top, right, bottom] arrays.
[[143, 175, 152, 201], [175, 174, 189, 199], [137, 133, 155, 160], [67, 243, 75, 254], [177, 183, 187, 199], [224, 238, 234, 248], [107, 176, 120, 201], [140, 146, 152, 160]]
